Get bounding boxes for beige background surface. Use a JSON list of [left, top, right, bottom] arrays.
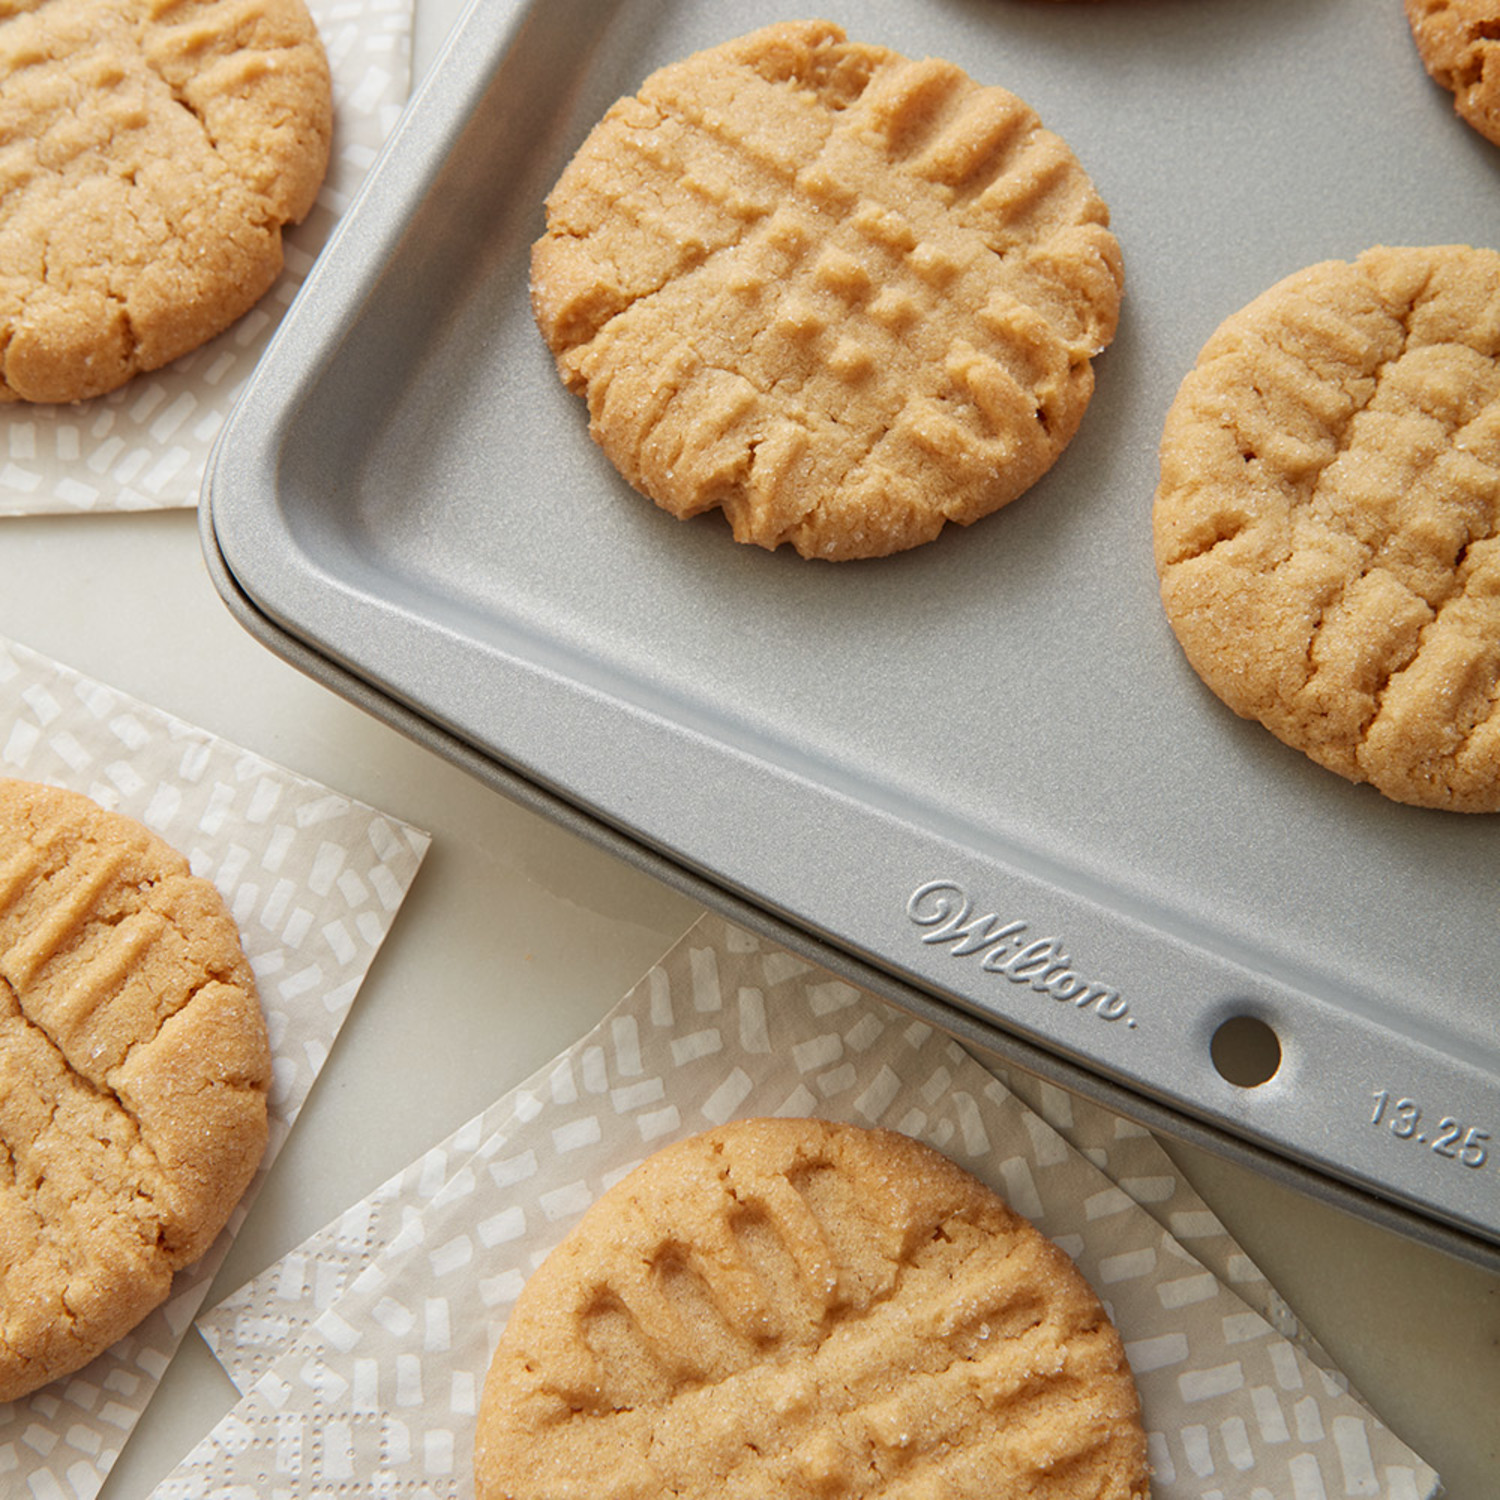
[[0, 1, 1496, 1496]]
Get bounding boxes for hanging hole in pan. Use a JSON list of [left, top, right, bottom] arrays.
[[1211, 1014, 1281, 1088]]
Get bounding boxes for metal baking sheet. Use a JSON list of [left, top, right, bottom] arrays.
[[202, 0, 1500, 1256]]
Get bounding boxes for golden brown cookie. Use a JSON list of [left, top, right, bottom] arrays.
[[474, 1116, 1149, 1500], [0, 0, 333, 404], [1406, 0, 1500, 147], [0, 778, 271, 1401], [531, 21, 1123, 560], [1153, 244, 1500, 812]]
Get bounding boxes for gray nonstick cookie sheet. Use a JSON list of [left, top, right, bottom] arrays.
[[201, 0, 1500, 1261]]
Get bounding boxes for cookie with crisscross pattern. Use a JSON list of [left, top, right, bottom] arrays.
[[0, 0, 331, 403], [1153, 244, 1500, 811], [474, 1116, 1149, 1500], [531, 20, 1123, 560], [0, 778, 270, 1400]]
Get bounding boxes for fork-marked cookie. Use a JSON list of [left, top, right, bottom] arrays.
[[0, 0, 332, 403], [1153, 245, 1500, 811], [531, 21, 1123, 560], [474, 1116, 1149, 1499], [0, 779, 271, 1400]]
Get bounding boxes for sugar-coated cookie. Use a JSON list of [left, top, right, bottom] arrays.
[[474, 1116, 1149, 1499], [0, 779, 271, 1400], [532, 21, 1123, 560], [0, 0, 332, 403], [1406, 0, 1500, 147], [1153, 245, 1500, 811]]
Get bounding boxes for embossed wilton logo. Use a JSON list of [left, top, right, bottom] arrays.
[[906, 880, 1134, 1027]]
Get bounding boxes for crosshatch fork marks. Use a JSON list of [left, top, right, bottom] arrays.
[[530, 20, 1123, 560], [1153, 244, 1500, 811], [0, 778, 270, 1402], [475, 1117, 1149, 1500], [0, 0, 332, 403]]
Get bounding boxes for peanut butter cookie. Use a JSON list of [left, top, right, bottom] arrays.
[[475, 1116, 1149, 1500], [531, 20, 1123, 560], [1153, 245, 1500, 812], [0, 0, 332, 404], [1406, 0, 1500, 147], [0, 779, 271, 1400]]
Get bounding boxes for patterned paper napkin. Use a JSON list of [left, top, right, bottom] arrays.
[[0, 0, 415, 516], [0, 633, 430, 1500], [171, 916, 1439, 1500]]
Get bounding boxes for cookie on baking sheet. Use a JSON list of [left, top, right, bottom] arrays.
[[1153, 244, 1500, 812], [1405, 0, 1500, 147], [0, 779, 271, 1401], [531, 20, 1123, 561], [474, 1116, 1149, 1500], [0, 0, 332, 404]]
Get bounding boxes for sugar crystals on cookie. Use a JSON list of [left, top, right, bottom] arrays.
[[531, 21, 1123, 560], [474, 1116, 1150, 1499], [1405, 0, 1500, 148], [1153, 244, 1500, 812], [0, 0, 332, 404], [0, 778, 272, 1400]]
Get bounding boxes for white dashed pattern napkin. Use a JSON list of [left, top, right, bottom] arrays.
[[175, 915, 1440, 1500], [0, 633, 430, 1500], [0, 0, 414, 516]]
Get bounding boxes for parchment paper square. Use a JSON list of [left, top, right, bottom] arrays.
[[175, 916, 1438, 1500], [0, 633, 430, 1500]]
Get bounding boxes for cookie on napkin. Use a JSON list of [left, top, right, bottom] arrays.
[[1152, 244, 1500, 812], [531, 20, 1123, 560], [0, 0, 332, 404], [474, 1116, 1149, 1499], [0, 778, 271, 1401]]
